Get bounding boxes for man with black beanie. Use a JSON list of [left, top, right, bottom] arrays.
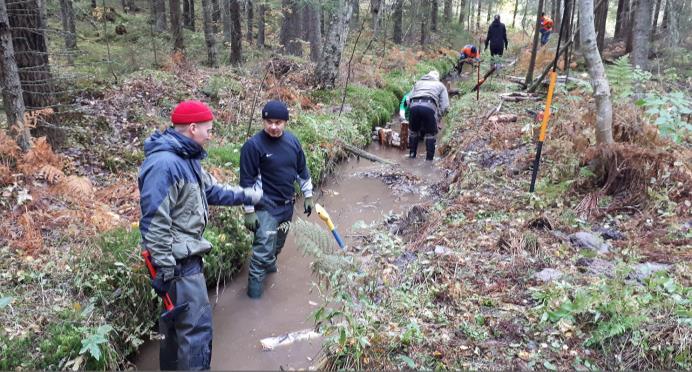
[[485, 15, 509, 57], [239, 100, 314, 298]]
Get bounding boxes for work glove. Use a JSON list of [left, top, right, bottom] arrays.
[[150, 271, 173, 297], [244, 212, 260, 232], [303, 197, 314, 217]]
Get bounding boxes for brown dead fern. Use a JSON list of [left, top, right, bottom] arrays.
[[19, 137, 61, 175]]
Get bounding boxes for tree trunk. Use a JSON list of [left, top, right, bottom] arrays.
[[631, 0, 651, 69], [257, 1, 265, 47], [315, 0, 352, 88], [170, 0, 185, 50], [183, 0, 195, 30], [554, 0, 561, 28], [562, 0, 574, 68], [229, 0, 242, 63], [486, 0, 492, 23], [458, 0, 466, 25], [59, 0, 77, 61], [512, 0, 519, 27], [625, 0, 635, 51], [579, 0, 613, 144], [476, 0, 481, 31], [524, 0, 544, 85], [664, 0, 682, 46], [444, 0, 452, 21], [420, 0, 429, 45], [200, 0, 217, 66], [212, 0, 220, 22], [222, 0, 232, 42], [279, 0, 302, 55], [6, 0, 55, 109], [0, 0, 30, 151], [303, 1, 321, 61], [246, 0, 253, 43], [370, 0, 381, 35], [614, 0, 627, 38], [351, 0, 359, 27], [393, 0, 403, 43], [594, 0, 608, 52], [431, 0, 438, 32], [651, 0, 662, 38], [154, 0, 167, 32], [522, 0, 529, 30]]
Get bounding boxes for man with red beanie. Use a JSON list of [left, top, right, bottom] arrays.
[[138, 100, 261, 370], [239, 100, 314, 298]]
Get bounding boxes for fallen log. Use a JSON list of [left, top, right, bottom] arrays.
[[499, 92, 542, 101], [507, 76, 528, 89], [484, 99, 505, 119], [336, 140, 397, 165], [488, 114, 518, 123]]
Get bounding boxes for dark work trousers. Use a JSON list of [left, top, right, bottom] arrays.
[[409, 104, 439, 160], [490, 45, 504, 57], [248, 205, 293, 284], [159, 256, 212, 370]]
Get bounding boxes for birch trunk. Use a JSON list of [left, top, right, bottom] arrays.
[[579, 0, 614, 144]]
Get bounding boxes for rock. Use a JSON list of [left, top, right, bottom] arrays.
[[631, 262, 670, 281], [434, 245, 451, 256], [576, 258, 615, 277], [533, 268, 563, 282], [569, 232, 611, 254], [594, 226, 625, 240]]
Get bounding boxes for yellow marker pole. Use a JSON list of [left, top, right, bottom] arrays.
[[529, 3, 570, 193], [315, 203, 345, 249], [529, 70, 557, 193]]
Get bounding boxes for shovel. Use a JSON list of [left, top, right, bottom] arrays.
[[314, 203, 345, 250]]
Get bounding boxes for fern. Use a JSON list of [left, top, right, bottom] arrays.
[[607, 56, 634, 101], [293, 219, 357, 283]]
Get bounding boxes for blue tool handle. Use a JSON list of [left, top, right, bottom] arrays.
[[331, 229, 345, 249]]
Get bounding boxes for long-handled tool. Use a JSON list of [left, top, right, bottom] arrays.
[[529, 3, 570, 193], [142, 250, 187, 320], [314, 203, 345, 250]]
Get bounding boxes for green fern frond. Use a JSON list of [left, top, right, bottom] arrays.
[[293, 219, 357, 282]]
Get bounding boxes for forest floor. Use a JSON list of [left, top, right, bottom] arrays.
[[1, 6, 691, 369]]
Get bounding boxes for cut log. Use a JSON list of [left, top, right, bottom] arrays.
[[488, 114, 518, 123]]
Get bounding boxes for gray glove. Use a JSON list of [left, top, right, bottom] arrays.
[[243, 186, 262, 205]]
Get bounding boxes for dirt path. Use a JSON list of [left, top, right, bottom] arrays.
[[133, 138, 444, 370]]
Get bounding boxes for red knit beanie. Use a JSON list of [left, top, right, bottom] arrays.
[[171, 100, 214, 125]]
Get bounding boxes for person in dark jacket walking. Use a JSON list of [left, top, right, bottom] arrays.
[[485, 15, 508, 57], [139, 100, 262, 370], [240, 100, 314, 299]]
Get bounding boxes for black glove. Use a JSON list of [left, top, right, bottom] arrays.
[[150, 272, 172, 297]]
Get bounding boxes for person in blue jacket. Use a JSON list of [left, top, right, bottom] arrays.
[[240, 100, 314, 299], [139, 100, 261, 370]]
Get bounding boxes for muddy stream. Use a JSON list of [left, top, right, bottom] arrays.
[[133, 120, 446, 370]]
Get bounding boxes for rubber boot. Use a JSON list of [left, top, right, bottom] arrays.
[[247, 279, 263, 299], [408, 132, 418, 158], [425, 136, 437, 161]]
